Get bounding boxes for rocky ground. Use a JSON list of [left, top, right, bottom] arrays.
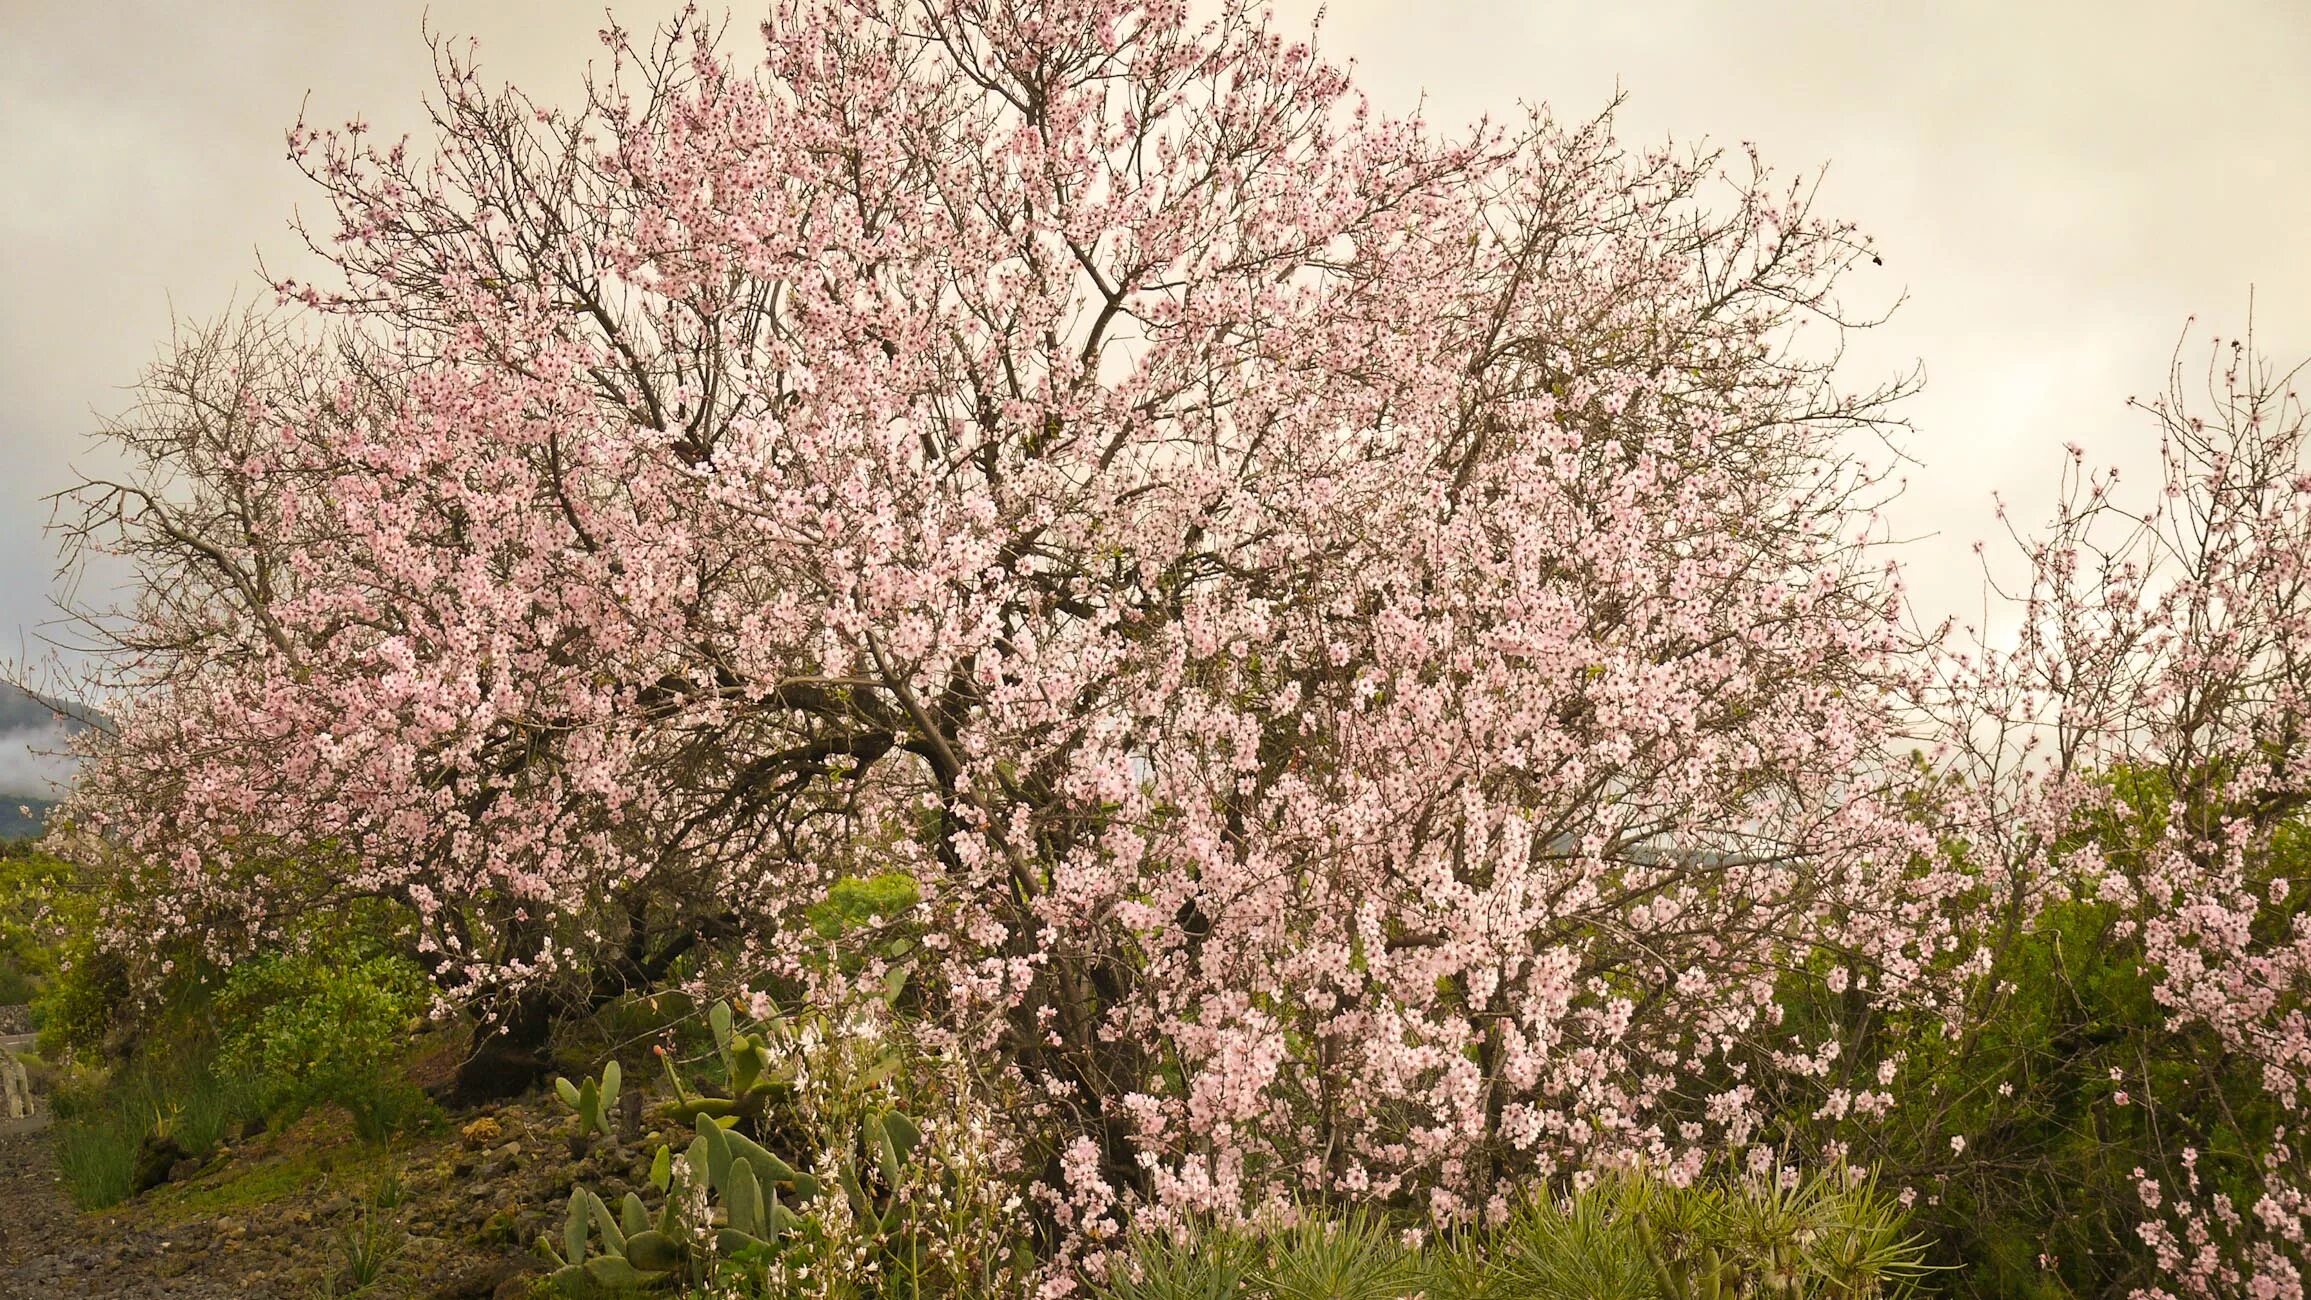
[[0, 1123, 262, 1300], [0, 1016, 665, 1299]]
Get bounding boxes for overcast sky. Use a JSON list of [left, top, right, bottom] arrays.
[[1, 0, 2305, 722]]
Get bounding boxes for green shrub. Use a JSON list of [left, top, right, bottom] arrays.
[[801, 870, 924, 991], [0, 847, 81, 1013], [807, 870, 921, 939], [1792, 896, 2281, 1298], [1770, 765, 2305, 1298], [19, 859, 434, 1201], [13, 850, 168, 1064], [32, 940, 130, 1058], [214, 944, 435, 1141]]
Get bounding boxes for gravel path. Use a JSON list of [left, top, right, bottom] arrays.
[[0, 1021, 284, 1299], [0, 1124, 277, 1300]]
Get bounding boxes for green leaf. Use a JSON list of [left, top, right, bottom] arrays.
[[730, 1158, 762, 1237], [732, 1038, 763, 1094], [685, 1134, 711, 1197], [882, 1108, 921, 1163], [583, 1253, 649, 1286], [581, 1188, 624, 1254], [868, 1112, 901, 1184], [699, 1113, 733, 1191], [623, 1228, 684, 1273], [562, 1191, 589, 1267], [717, 1226, 772, 1257]]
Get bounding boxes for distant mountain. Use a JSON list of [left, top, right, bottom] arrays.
[[0, 797, 54, 842], [0, 682, 107, 735], [0, 682, 106, 838]]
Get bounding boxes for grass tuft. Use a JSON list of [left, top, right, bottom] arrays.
[[50, 1055, 264, 1209]]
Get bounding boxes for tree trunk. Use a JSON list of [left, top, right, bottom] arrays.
[[441, 986, 555, 1107]]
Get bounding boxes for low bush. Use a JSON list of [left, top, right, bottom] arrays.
[[0, 961, 31, 1006], [540, 998, 1927, 1300], [25, 860, 438, 1205], [32, 938, 130, 1059], [0, 845, 82, 1013], [46, 964, 435, 1211], [214, 942, 437, 1141]]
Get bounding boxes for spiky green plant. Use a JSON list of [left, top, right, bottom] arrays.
[[1480, 1177, 1661, 1300], [1255, 1211, 1424, 1300], [1093, 1165, 1931, 1300], [1095, 1224, 1260, 1300], [1700, 1166, 1932, 1299], [317, 1206, 405, 1296]]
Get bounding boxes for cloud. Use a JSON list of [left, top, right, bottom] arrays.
[[0, 723, 79, 800], [0, 684, 100, 799]]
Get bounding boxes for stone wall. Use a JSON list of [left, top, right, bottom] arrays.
[[0, 1051, 30, 1121]]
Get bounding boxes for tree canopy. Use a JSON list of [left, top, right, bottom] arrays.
[[48, 2, 2311, 1291]]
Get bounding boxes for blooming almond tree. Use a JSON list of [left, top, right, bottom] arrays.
[[1934, 328, 2311, 1297], [63, 0, 1955, 1231]]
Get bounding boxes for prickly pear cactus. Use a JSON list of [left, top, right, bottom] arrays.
[[543, 1111, 818, 1293], [552, 1059, 621, 1141], [545, 1104, 940, 1295], [656, 999, 798, 1127]]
